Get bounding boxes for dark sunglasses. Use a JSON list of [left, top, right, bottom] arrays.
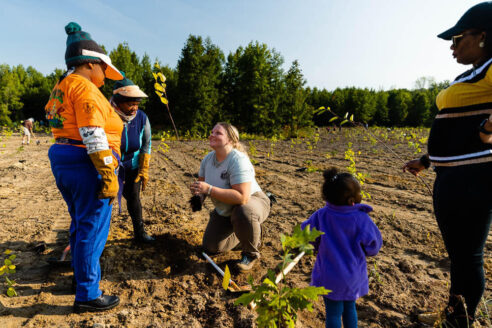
[[452, 31, 480, 47]]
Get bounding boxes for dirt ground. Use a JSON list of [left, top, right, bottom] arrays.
[[0, 128, 490, 328]]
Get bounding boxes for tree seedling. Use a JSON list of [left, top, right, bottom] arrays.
[[0, 250, 17, 297], [235, 225, 330, 328]]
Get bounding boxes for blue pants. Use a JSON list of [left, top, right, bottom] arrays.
[[49, 144, 112, 302], [324, 298, 357, 328]]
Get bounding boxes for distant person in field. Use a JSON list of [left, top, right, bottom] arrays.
[[45, 22, 123, 313], [110, 72, 154, 244], [403, 2, 492, 327], [301, 168, 382, 328], [21, 118, 35, 145], [190, 122, 270, 271]]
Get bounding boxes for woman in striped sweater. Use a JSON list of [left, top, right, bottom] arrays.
[[403, 3, 492, 327]]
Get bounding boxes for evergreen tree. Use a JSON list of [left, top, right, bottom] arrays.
[[282, 60, 312, 136], [387, 89, 412, 126], [175, 35, 224, 134], [222, 41, 284, 135]]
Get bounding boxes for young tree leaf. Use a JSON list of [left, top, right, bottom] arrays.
[[154, 83, 165, 92], [159, 96, 169, 105], [155, 90, 163, 97], [4, 259, 11, 266], [349, 114, 354, 122], [222, 265, 231, 290], [158, 72, 166, 83], [340, 120, 349, 126], [328, 117, 338, 123], [7, 287, 16, 297], [344, 112, 349, 119], [4, 250, 11, 255], [234, 292, 255, 306], [8, 255, 16, 261], [152, 72, 158, 81]]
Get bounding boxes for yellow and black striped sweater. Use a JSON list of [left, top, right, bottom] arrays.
[[428, 57, 492, 167]]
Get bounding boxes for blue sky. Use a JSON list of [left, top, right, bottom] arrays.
[[0, 0, 485, 90]]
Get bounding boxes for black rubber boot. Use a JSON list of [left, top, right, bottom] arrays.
[[131, 216, 155, 244]]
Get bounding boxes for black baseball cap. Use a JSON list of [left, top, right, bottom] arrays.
[[438, 2, 492, 40]]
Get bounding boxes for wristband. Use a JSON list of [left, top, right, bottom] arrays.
[[479, 118, 492, 135], [207, 185, 213, 196], [419, 154, 431, 169]]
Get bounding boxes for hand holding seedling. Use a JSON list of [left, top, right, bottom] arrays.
[[190, 180, 211, 195]]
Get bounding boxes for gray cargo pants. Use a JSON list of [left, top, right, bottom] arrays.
[[202, 191, 270, 259]]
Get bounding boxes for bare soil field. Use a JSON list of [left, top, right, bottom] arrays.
[[0, 128, 490, 327]]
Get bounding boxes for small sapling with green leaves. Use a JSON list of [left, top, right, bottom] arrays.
[[0, 250, 17, 297], [235, 225, 330, 328]]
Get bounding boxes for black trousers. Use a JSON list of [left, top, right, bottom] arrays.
[[433, 164, 492, 317], [122, 168, 143, 230]]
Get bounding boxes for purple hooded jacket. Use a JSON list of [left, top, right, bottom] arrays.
[[301, 202, 382, 301]]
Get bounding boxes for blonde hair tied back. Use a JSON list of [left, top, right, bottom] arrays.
[[217, 122, 246, 154]]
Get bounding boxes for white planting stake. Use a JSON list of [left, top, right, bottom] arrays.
[[275, 251, 305, 284], [249, 251, 305, 310], [202, 252, 240, 291]]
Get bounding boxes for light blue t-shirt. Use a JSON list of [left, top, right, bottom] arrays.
[[199, 149, 261, 216]]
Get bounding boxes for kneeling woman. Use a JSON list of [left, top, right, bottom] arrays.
[[191, 122, 270, 271]]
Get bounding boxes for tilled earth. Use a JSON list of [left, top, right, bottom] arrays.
[[0, 128, 490, 327]]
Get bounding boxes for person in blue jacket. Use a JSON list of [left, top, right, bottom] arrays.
[[111, 73, 154, 244], [301, 167, 382, 328]]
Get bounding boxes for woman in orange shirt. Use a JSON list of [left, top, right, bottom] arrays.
[[45, 22, 123, 313]]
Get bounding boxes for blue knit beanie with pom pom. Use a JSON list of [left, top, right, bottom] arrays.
[[64, 22, 106, 68], [63, 22, 123, 80]]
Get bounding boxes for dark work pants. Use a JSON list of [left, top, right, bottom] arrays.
[[122, 168, 143, 232], [433, 164, 492, 317]]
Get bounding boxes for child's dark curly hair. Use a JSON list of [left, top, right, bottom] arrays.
[[322, 167, 360, 206]]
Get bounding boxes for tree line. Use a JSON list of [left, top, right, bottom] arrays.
[[0, 35, 449, 136]]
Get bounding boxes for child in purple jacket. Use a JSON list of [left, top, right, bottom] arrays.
[[301, 168, 382, 328]]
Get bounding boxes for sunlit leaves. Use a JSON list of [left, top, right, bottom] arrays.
[[7, 287, 17, 297], [345, 142, 371, 199], [235, 225, 329, 327], [1, 250, 17, 297], [222, 265, 231, 290]]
